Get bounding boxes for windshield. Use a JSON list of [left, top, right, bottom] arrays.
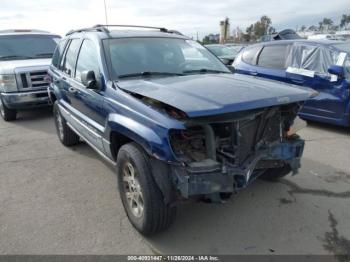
[[103, 38, 230, 79], [0, 34, 60, 61], [206, 45, 237, 57], [332, 42, 350, 53]]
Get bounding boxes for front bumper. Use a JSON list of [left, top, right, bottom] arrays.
[[1, 90, 50, 109], [172, 139, 305, 198]]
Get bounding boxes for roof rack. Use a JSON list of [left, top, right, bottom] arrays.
[[66, 26, 109, 36], [66, 25, 183, 36], [93, 24, 169, 33]]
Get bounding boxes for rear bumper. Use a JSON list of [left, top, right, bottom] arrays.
[[1, 90, 50, 109], [171, 139, 305, 198]]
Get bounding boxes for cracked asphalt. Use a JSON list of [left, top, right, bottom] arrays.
[[0, 108, 350, 256]]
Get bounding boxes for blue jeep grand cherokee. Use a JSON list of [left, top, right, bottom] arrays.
[[48, 25, 314, 235], [233, 40, 350, 127]]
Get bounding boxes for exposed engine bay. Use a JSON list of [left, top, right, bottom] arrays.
[[169, 103, 302, 168]]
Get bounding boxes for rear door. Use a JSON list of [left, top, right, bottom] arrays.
[[234, 45, 262, 76], [58, 38, 82, 108], [255, 44, 291, 82]]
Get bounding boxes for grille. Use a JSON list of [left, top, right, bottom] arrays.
[[18, 70, 49, 90], [216, 108, 281, 165], [237, 109, 281, 163]]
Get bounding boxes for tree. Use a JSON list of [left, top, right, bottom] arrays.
[[340, 14, 350, 28], [319, 18, 334, 32], [300, 25, 306, 32], [245, 15, 273, 41], [308, 25, 317, 31]]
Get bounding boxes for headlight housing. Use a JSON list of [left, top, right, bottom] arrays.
[[0, 74, 17, 92]]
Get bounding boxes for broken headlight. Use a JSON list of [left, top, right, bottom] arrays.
[[169, 127, 207, 162], [0, 74, 17, 92]]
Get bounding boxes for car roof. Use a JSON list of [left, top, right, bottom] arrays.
[[0, 29, 59, 36], [251, 39, 348, 48]]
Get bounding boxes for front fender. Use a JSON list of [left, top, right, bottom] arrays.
[[106, 113, 177, 162]]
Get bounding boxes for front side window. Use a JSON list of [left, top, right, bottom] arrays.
[[75, 40, 100, 82], [0, 34, 60, 61], [257, 45, 290, 69], [103, 38, 230, 79], [241, 46, 261, 65], [62, 39, 81, 76]]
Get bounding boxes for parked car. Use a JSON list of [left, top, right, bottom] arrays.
[[48, 25, 314, 235], [0, 30, 61, 121], [225, 43, 247, 53], [234, 39, 350, 127], [205, 44, 238, 64]]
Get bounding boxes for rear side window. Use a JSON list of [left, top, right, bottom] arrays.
[[61, 39, 81, 76], [75, 40, 100, 82], [257, 45, 289, 69], [241, 46, 261, 65], [52, 39, 67, 68]]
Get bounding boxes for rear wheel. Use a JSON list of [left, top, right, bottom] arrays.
[[259, 164, 292, 181], [0, 97, 17, 121], [53, 101, 80, 146], [117, 143, 176, 236]]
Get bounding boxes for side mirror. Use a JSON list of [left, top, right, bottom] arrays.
[[220, 58, 234, 66], [328, 65, 344, 78], [81, 70, 98, 89]]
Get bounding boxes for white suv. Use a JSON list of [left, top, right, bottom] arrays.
[[0, 30, 60, 121]]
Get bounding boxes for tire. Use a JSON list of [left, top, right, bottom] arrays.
[[0, 97, 17, 121], [117, 142, 177, 236], [53, 101, 80, 146], [259, 164, 292, 181]]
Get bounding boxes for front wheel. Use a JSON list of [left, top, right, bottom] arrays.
[[0, 97, 17, 121], [259, 164, 292, 181], [53, 102, 80, 146], [117, 143, 176, 236]]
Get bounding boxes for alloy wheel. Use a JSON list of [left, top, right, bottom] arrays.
[[123, 162, 144, 218]]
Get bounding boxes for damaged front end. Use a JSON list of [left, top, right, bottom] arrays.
[[169, 103, 305, 201]]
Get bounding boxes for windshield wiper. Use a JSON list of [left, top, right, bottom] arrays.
[[35, 53, 53, 58], [118, 71, 184, 79], [183, 69, 230, 74], [0, 55, 34, 60]]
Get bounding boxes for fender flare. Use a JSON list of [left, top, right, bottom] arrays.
[[106, 113, 175, 162]]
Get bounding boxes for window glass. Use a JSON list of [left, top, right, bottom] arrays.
[[0, 34, 60, 61], [241, 46, 261, 65], [75, 40, 99, 82], [62, 39, 81, 76], [52, 39, 67, 68], [258, 45, 289, 69]]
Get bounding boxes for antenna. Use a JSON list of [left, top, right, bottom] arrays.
[[103, 0, 108, 25]]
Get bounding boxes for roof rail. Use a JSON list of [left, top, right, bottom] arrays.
[[65, 26, 109, 36], [93, 24, 169, 33], [65, 25, 184, 36]]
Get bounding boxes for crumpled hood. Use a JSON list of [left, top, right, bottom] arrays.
[[117, 73, 314, 118], [0, 58, 51, 74]]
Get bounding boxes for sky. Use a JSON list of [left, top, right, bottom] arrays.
[[0, 0, 349, 39]]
